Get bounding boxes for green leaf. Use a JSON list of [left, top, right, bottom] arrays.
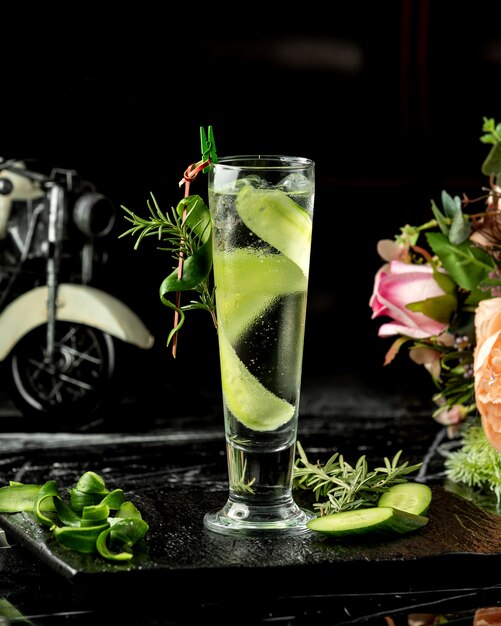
[[171, 195, 212, 287], [482, 142, 501, 177], [398, 224, 420, 247], [482, 117, 496, 133], [441, 190, 461, 219], [120, 192, 217, 347], [449, 209, 471, 244], [159, 237, 212, 295], [426, 232, 495, 290], [174, 195, 211, 243], [479, 275, 501, 286], [432, 268, 456, 295], [383, 336, 411, 366], [406, 294, 456, 324], [157, 195, 214, 347], [464, 288, 491, 307], [480, 134, 497, 146], [430, 200, 449, 236]]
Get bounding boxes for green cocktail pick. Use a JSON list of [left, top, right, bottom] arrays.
[[200, 125, 218, 173], [119, 126, 219, 356], [170, 125, 218, 356]]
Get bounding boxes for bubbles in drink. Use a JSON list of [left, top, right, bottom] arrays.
[[204, 158, 315, 533]]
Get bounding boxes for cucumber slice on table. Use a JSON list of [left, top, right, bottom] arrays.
[[377, 482, 432, 516], [307, 506, 428, 537]]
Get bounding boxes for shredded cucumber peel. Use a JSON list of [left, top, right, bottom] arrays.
[[0, 471, 148, 562]]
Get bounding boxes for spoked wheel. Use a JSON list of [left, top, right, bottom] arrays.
[[8, 322, 115, 428]]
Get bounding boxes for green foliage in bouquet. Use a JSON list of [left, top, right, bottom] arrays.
[[370, 117, 501, 504]]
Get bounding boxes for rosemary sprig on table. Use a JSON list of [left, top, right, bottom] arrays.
[[292, 441, 422, 516]]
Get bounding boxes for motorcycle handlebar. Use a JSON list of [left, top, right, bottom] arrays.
[[0, 160, 50, 184]]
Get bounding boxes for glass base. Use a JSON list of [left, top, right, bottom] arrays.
[[203, 498, 315, 536]]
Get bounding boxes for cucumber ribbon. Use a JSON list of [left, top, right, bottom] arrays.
[[0, 472, 148, 561]]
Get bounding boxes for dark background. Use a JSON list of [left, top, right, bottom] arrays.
[[2, 1, 501, 412]]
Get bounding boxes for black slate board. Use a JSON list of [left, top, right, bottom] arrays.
[[1, 483, 500, 604], [1, 409, 501, 624]]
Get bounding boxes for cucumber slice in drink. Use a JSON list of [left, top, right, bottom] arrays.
[[307, 506, 428, 537], [214, 249, 307, 342], [235, 185, 312, 277], [213, 249, 307, 296], [218, 319, 295, 431], [377, 482, 432, 516]]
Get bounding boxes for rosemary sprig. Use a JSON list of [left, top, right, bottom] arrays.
[[119, 193, 217, 342], [292, 441, 422, 516], [121, 193, 198, 257], [227, 437, 256, 495]]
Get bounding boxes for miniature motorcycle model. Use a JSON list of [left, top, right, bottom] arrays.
[[0, 159, 154, 427]]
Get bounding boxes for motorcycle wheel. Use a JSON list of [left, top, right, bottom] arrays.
[[8, 322, 115, 429]]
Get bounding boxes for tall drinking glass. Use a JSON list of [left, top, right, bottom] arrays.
[[204, 156, 315, 535]]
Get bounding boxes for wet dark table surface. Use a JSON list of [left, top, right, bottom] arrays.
[[0, 374, 500, 625]]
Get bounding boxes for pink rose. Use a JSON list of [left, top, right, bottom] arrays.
[[370, 260, 449, 339]]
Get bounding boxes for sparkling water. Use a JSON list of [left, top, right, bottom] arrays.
[[209, 177, 314, 523]]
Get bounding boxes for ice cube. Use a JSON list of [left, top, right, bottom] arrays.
[[236, 175, 263, 189], [278, 173, 313, 193], [213, 175, 264, 194]]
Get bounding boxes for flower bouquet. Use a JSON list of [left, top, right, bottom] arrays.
[[370, 117, 501, 505]]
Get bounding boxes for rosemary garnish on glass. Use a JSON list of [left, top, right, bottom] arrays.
[[292, 441, 422, 516], [120, 193, 217, 349]]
